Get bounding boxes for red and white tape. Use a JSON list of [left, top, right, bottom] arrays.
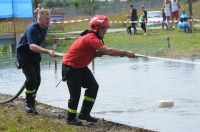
[[111, 19, 199, 24], [50, 18, 200, 24], [194, 19, 200, 22], [50, 19, 89, 24]]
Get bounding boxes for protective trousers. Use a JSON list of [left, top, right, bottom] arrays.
[[20, 60, 41, 102], [62, 64, 99, 119]]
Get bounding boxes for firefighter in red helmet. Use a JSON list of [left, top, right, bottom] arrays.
[[62, 15, 136, 126]]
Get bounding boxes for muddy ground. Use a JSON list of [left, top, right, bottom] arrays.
[[0, 93, 156, 132]]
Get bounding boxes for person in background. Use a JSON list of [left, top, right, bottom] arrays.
[[16, 9, 58, 114], [171, 0, 180, 27], [126, 15, 132, 35], [140, 5, 147, 36], [34, 3, 43, 21], [129, 4, 138, 34], [161, 8, 169, 30], [62, 15, 136, 126], [163, 0, 171, 27]]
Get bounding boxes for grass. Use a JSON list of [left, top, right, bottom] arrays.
[[0, 107, 76, 132], [47, 26, 200, 59], [108, 27, 200, 58]]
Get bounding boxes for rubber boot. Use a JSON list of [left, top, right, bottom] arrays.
[[25, 94, 33, 113], [67, 112, 82, 126], [32, 97, 38, 114], [78, 101, 98, 123], [78, 109, 98, 123]]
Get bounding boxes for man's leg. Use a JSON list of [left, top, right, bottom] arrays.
[[64, 65, 82, 125], [31, 63, 41, 114], [128, 26, 132, 35], [78, 67, 99, 123], [131, 23, 137, 33], [22, 61, 39, 114]]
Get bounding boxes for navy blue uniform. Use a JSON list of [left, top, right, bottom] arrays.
[[17, 22, 48, 63]]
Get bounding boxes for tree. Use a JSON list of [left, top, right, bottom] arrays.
[[71, 0, 81, 8], [82, 0, 100, 16]]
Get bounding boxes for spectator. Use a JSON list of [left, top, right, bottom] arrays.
[[140, 5, 147, 36], [125, 15, 132, 35], [177, 9, 190, 33], [34, 3, 43, 21], [163, 0, 171, 27], [161, 8, 169, 29], [171, 0, 180, 27], [129, 4, 138, 34]]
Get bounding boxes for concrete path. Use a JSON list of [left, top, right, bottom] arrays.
[[47, 24, 199, 35]]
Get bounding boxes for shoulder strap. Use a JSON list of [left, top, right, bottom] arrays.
[[80, 29, 103, 40], [80, 30, 93, 36]]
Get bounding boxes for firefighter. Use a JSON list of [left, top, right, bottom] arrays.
[[16, 9, 56, 114], [62, 15, 136, 126]]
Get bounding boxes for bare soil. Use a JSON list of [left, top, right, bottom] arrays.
[[0, 93, 156, 132]]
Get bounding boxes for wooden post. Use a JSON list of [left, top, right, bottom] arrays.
[[166, 37, 170, 48], [188, 0, 193, 33]]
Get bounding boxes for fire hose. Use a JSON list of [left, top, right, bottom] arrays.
[[1, 53, 199, 104]]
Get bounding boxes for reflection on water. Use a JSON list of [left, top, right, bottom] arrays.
[[1, 53, 200, 132]]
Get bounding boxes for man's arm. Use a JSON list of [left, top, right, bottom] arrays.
[[29, 44, 54, 57], [34, 8, 38, 14], [97, 45, 135, 58]]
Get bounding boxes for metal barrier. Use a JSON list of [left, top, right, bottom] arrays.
[[0, 33, 22, 53]]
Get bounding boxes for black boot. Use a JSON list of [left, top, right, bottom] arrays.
[[78, 109, 98, 123], [32, 98, 38, 114], [25, 94, 33, 113], [25, 93, 38, 114], [67, 118, 82, 126], [25, 102, 33, 113], [67, 112, 82, 126]]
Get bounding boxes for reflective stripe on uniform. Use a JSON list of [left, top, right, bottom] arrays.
[[68, 108, 76, 113], [84, 96, 95, 102], [25, 89, 35, 94]]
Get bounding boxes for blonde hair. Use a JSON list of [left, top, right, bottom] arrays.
[[37, 9, 50, 18]]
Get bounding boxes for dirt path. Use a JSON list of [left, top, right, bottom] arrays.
[[0, 93, 156, 132]]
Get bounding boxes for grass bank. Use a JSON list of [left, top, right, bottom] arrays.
[[0, 94, 155, 132]]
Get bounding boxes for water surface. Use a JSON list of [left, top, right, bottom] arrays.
[[0, 53, 200, 132]]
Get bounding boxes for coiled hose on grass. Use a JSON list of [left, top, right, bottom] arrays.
[[0, 84, 25, 104]]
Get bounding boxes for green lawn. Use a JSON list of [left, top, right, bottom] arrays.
[[49, 26, 200, 59]]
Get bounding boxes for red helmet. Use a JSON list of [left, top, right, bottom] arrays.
[[89, 15, 110, 32]]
